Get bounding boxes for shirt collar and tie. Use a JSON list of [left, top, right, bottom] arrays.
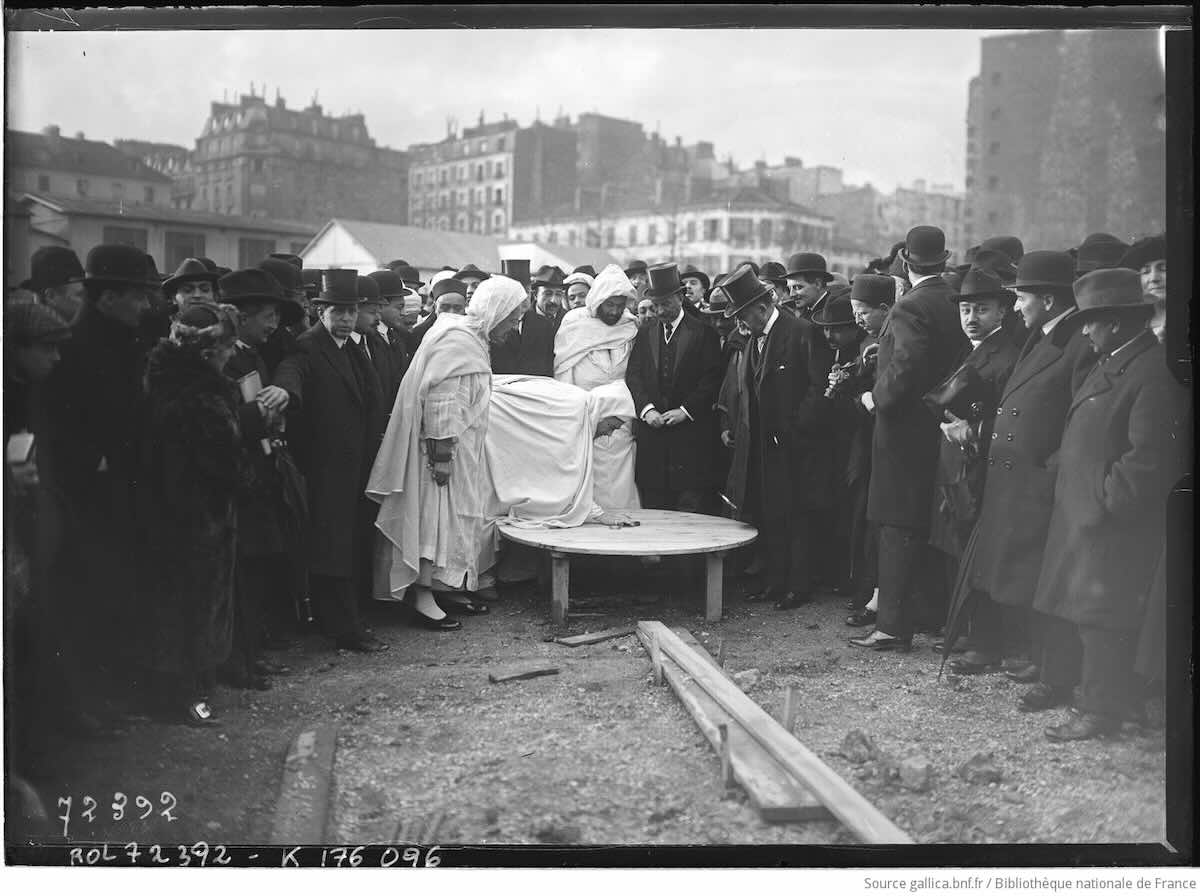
[[662, 307, 686, 343]]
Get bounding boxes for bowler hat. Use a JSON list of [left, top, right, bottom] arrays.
[[970, 249, 1017, 285], [83, 244, 160, 287], [4, 302, 72, 345], [219, 268, 286, 307], [899, 226, 950, 267], [644, 263, 686, 299], [849, 274, 895, 308], [978, 235, 1025, 263], [623, 259, 649, 277], [1066, 268, 1155, 327], [721, 266, 773, 318], [456, 263, 491, 282], [1119, 234, 1166, 272], [1010, 251, 1076, 292], [315, 269, 362, 305], [163, 257, 220, 295], [760, 261, 789, 285], [197, 257, 220, 273], [956, 266, 1014, 302], [1074, 233, 1129, 274], [785, 252, 833, 282], [431, 278, 468, 301], [963, 245, 981, 265], [392, 264, 424, 287], [367, 270, 408, 299], [20, 246, 84, 292], [386, 259, 410, 270], [253, 259, 306, 325], [269, 252, 304, 269], [531, 265, 566, 288], [679, 264, 711, 292], [701, 287, 730, 315], [810, 294, 857, 327], [501, 259, 531, 287], [572, 265, 597, 278], [356, 275, 382, 304]]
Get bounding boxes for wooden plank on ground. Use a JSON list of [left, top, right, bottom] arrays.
[[554, 625, 637, 647], [638, 621, 912, 844], [488, 666, 561, 684], [271, 725, 337, 844], [638, 628, 832, 823]]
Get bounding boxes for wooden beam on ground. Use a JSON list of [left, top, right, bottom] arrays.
[[554, 625, 637, 647], [271, 725, 337, 844], [638, 621, 912, 844], [488, 666, 560, 684]]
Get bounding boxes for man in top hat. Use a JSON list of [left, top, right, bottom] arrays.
[[784, 252, 835, 320], [163, 257, 221, 313], [531, 265, 568, 331], [950, 251, 1098, 691], [1074, 233, 1129, 278], [850, 226, 967, 652], [925, 267, 1021, 673], [717, 265, 823, 609], [455, 263, 490, 301], [366, 269, 413, 396], [274, 270, 388, 653], [625, 262, 723, 515], [22, 246, 86, 324], [624, 260, 650, 300], [257, 256, 312, 376], [38, 244, 163, 727], [564, 270, 594, 310], [490, 259, 555, 377], [1029, 268, 1188, 741], [680, 265, 711, 311]]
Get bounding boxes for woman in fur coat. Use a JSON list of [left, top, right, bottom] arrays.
[[138, 303, 243, 726]]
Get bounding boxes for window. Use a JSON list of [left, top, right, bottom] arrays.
[[439, 169, 448, 186], [76, 178, 90, 197], [604, 227, 615, 248], [101, 226, 148, 251], [991, 72, 1001, 86], [989, 142, 1000, 156], [111, 182, 126, 200], [414, 172, 422, 186], [729, 217, 753, 247], [237, 237, 276, 269], [486, 160, 493, 178], [493, 211, 505, 231], [568, 230, 577, 246], [648, 224, 658, 245], [987, 176, 999, 191], [144, 186, 155, 203], [758, 219, 773, 245], [548, 230, 558, 244], [37, 174, 50, 192], [495, 160, 504, 178], [457, 214, 468, 231], [703, 218, 720, 241], [164, 231, 207, 270], [967, 125, 976, 138], [480, 140, 488, 153], [628, 224, 638, 245], [497, 136, 506, 151], [252, 158, 265, 174]]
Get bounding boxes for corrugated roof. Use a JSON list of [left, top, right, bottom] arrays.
[[523, 243, 619, 270], [19, 192, 316, 236], [319, 219, 508, 270], [7, 129, 173, 183]]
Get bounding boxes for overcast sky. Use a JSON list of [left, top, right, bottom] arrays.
[[8, 28, 1022, 192]]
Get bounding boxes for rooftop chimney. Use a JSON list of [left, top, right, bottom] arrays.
[[41, 124, 61, 149], [75, 131, 85, 140]]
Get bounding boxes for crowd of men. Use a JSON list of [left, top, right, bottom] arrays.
[[3, 221, 1185, 765]]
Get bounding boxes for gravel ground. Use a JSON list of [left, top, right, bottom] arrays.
[[13, 555, 1166, 850]]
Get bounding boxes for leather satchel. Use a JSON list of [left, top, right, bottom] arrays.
[[923, 362, 987, 421]]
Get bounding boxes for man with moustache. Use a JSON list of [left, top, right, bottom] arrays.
[[365, 269, 412, 403], [783, 252, 836, 320], [21, 246, 87, 323], [163, 257, 220, 314], [531, 265, 569, 331], [455, 263, 490, 302], [680, 265, 711, 312]]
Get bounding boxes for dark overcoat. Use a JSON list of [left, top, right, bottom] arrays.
[[625, 312, 724, 493], [1032, 331, 1189, 632], [365, 327, 408, 411], [867, 276, 967, 529], [490, 309, 555, 377], [928, 328, 1021, 557], [274, 323, 386, 579], [961, 323, 1098, 606]]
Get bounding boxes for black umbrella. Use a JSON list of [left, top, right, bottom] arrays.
[[938, 520, 983, 679]]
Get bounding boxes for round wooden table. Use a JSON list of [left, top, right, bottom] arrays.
[[498, 509, 758, 625]]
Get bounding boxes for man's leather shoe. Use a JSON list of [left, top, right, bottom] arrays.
[[336, 634, 391, 652], [845, 609, 877, 627], [410, 611, 462, 632], [435, 594, 489, 615], [949, 652, 1002, 674], [1004, 663, 1039, 683], [848, 631, 912, 652], [773, 591, 811, 611], [1018, 683, 1070, 713], [1045, 712, 1120, 741], [931, 639, 967, 654]]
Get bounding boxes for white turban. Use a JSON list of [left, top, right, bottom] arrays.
[[467, 274, 528, 337], [564, 271, 595, 290], [584, 264, 636, 317], [428, 269, 457, 289]]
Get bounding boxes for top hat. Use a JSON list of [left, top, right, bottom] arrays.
[[391, 264, 424, 287], [4, 302, 72, 345], [455, 263, 491, 282], [1010, 251, 1076, 292], [571, 265, 597, 278], [1066, 268, 1155, 327], [531, 264, 566, 288], [721, 266, 773, 318], [784, 252, 832, 282], [21, 245, 85, 292], [759, 261, 789, 285], [678, 264, 711, 292], [356, 275, 382, 304], [849, 274, 895, 308], [956, 266, 1014, 302], [431, 278, 469, 301], [163, 257, 220, 295], [970, 248, 1018, 285], [83, 244, 161, 288], [218, 268, 286, 307], [1119, 234, 1166, 272], [623, 259, 649, 277], [501, 258, 531, 287], [367, 269, 408, 299], [300, 268, 323, 298], [644, 263, 686, 299], [899, 226, 950, 267], [315, 269, 362, 305], [810, 294, 857, 327], [978, 235, 1025, 264], [1074, 233, 1129, 274]]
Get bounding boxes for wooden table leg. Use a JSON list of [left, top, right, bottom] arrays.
[[705, 552, 725, 621], [550, 551, 570, 626]]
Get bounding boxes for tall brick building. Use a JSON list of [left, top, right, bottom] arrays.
[[174, 91, 410, 226]]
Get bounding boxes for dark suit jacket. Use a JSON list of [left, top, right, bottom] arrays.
[[407, 312, 438, 355], [867, 276, 968, 529], [364, 328, 407, 412], [962, 321, 1098, 607], [625, 312, 723, 492], [274, 323, 386, 578], [491, 309, 555, 377], [1033, 331, 1188, 631]]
